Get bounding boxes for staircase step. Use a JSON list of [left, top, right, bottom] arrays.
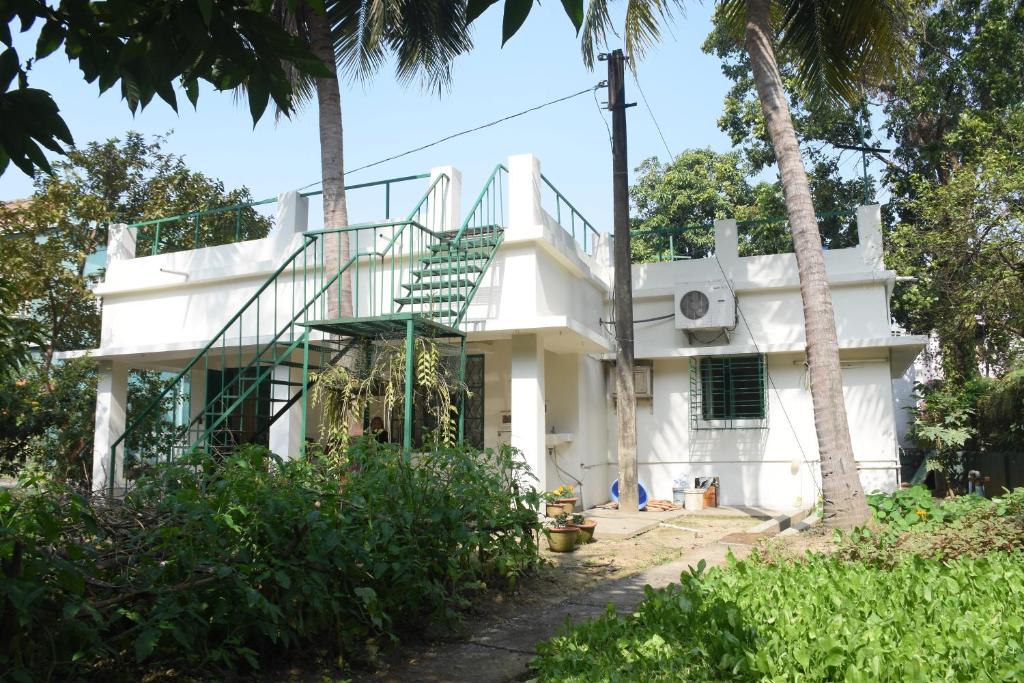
[[418, 249, 491, 265], [394, 293, 467, 306], [412, 264, 482, 278], [419, 308, 460, 319], [402, 279, 474, 291], [429, 235, 501, 253]]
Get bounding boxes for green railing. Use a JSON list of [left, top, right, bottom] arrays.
[[632, 209, 859, 262], [110, 174, 453, 493], [452, 164, 507, 327], [540, 173, 600, 256], [109, 168, 512, 493], [128, 173, 430, 257], [300, 173, 430, 220]]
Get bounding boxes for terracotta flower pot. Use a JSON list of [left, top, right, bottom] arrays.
[[575, 520, 597, 544], [545, 502, 564, 517], [545, 527, 579, 553], [557, 498, 578, 514]]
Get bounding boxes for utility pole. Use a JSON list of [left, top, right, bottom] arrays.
[[603, 49, 639, 513]]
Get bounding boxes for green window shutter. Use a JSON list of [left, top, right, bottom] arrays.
[[693, 355, 767, 429]]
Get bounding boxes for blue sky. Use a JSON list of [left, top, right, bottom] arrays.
[[2, 4, 755, 229]]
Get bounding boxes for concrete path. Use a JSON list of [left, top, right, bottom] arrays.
[[356, 525, 772, 683]]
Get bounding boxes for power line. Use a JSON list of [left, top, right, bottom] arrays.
[[592, 86, 613, 151], [297, 84, 602, 192], [629, 69, 674, 161]]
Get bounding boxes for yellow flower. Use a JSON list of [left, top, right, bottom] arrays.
[[915, 508, 928, 518]]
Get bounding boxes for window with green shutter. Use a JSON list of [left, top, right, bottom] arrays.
[[690, 355, 767, 429]]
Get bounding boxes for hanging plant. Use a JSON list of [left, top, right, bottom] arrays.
[[311, 337, 467, 452]]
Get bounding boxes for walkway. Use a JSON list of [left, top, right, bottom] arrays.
[[356, 508, 808, 682]]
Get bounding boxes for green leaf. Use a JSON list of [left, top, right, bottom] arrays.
[[197, 0, 214, 26], [559, 0, 584, 32], [501, 0, 534, 45], [247, 76, 270, 126], [35, 20, 64, 59], [134, 627, 159, 662], [467, 0, 501, 23]]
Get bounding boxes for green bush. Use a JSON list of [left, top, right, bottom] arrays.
[[532, 553, 1024, 682], [845, 487, 1024, 565], [0, 438, 541, 680]]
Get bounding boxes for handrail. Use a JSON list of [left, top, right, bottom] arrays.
[[631, 209, 861, 263], [128, 172, 433, 258], [107, 232, 317, 489], [304, 219, 444, 240], [192, 250, 373, 445], [109, 175, 450, 494], [540, 173, 600, 255], [632, 209, 859, 238], [126, 173, 431, 229], [453, 164, 507, 245], [300, 173, 430, 197], [127, 197, 279, 229]]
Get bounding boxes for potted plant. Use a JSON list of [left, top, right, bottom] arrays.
[[572, 513, 597, 544], [542, 491, 564, 518], [553, 485, 578, 514], [544, 512, 579, 553]]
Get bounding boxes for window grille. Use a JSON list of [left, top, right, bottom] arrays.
[[689, 355, 768, 430]]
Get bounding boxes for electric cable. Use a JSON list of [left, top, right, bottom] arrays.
[[629, 69, 674, 161], [296, 84, 602, 192], [592, 86, 613, 151]]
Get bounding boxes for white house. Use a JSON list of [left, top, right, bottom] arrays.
[[67, 154, 925, 510]]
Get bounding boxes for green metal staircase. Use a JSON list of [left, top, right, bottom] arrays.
[[110, 165, 508, 493]]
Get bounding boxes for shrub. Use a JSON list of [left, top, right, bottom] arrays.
[[0, 438, 540, 680], [844, 487, 1024, 565], [532, 553, 1024, 682]]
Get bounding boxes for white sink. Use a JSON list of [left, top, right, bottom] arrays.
[[546, 433, 574, 448]]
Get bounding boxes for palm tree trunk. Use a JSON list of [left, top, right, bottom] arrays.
[[308, 6, 351, 319], [744, 0, 870, 529]]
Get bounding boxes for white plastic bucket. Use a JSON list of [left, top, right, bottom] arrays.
[[683, 488, 705, 511]]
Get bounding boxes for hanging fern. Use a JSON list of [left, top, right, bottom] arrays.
[[311, 336, 467, 451]]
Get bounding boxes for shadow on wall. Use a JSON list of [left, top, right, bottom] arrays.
[[688, 428, 770, 507]]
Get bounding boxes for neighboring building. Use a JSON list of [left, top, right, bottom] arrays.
[[62, 154, 925, 510]]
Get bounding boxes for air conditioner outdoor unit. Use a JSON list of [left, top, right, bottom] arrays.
[[674, 280, 736, 331]]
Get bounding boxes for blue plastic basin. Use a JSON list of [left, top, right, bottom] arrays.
[[611, 479, 649, 510]]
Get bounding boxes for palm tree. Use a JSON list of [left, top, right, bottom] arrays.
[[492, 0, 908, 528], [274, 1, 474, 318]]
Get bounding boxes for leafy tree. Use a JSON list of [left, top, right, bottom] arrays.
[[881, 0, 1024, 381], [630, 149, 862, 261], [1, 0, 328, 177], [0, 277, 41, 380], [0, 133, 271, 482]]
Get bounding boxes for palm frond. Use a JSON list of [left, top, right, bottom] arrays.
[[582, 0, 686, 69], [720, 0, 912, 106], [332, 0, 474, 93]]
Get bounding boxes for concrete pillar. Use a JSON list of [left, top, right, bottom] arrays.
[[188, 365, 207, 440], [106, 223, 136, 264], [265, 190, 309, 258], [856, 204, 884, 270], [268, 364, 303, 460], [92, 361, 129, 495], [713, 218, 739, 263], [511, 334, 546, 491], [508, 154, 543, 235], [428, 165, 462, 231]]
